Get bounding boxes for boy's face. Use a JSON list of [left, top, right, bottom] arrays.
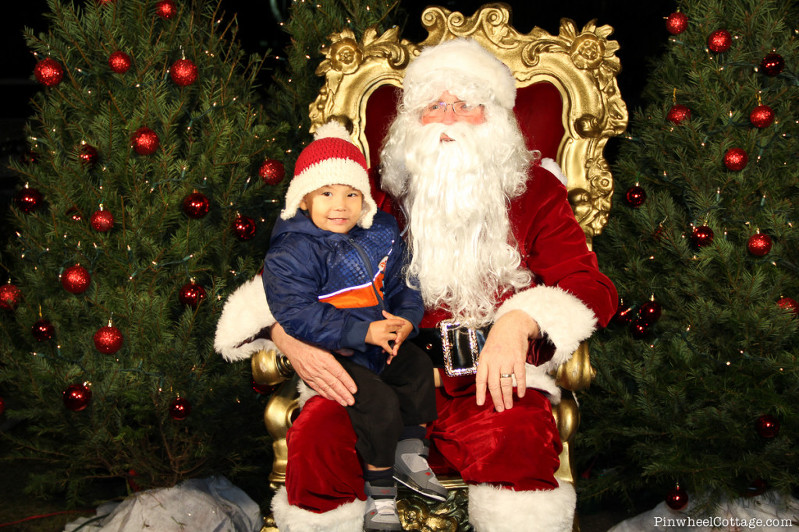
[[300, 184, 364, 234]]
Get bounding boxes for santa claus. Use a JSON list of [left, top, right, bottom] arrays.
[[215, 38, 617, 531]]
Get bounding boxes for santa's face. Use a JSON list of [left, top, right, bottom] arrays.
[[420, 91, 486, 132]]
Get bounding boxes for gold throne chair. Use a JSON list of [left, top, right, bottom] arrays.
[[253, 3, 627, 530]]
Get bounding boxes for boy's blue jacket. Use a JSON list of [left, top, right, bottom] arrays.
[[263, 209, 424, 374]]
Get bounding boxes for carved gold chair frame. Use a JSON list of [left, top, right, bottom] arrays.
[[254, 3, 627, 530]]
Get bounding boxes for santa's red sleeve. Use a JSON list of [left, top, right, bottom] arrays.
[[495, 163, 617, 373]]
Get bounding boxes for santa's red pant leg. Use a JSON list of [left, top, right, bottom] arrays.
[[272, 389, 576, 532]]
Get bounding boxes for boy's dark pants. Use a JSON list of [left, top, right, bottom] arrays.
[[336, 343, 437, 468]]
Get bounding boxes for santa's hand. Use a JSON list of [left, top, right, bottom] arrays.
[[271, 322, 357, 406], [475, 310, 539, 412]]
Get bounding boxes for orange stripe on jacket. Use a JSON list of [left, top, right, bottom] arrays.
[[319, 270, 386, 309]]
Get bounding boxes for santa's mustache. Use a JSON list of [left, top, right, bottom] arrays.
[[415, 121, 480, 146]]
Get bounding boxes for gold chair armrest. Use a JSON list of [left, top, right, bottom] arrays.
[[555, 342, 596, 392], [252, 348, 294, 386]]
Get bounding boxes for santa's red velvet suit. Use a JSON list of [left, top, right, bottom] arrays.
[[215, 38, 617, 532]]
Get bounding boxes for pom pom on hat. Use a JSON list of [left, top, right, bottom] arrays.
[[402, 38, 517, 110], [281, 121, 377, 228]]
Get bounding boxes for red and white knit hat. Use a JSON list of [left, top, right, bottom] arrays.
[[280, 121, 377, 228]]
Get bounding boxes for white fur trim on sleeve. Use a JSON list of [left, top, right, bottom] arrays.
[[214, 275, 276, 362], [494, 285, 597, 371], [539, 157, 568, 186], [523, 363, 561, 405], [468, 481, 576, 532], [296, 380, 319, 408], [271, 486, 365, 532]]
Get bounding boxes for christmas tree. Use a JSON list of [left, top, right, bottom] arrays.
[[581, 0, 799, 514], [265, 0, 407, 150], [0, 0, 288, 504]]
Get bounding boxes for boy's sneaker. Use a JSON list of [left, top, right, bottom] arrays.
[[393, 438, 448, 502], [364, 481, 402, 532]]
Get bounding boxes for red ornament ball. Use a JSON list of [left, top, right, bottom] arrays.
[[15, 187, 44, 214], [169, 397, 191, 420], [132, 127, 160, 155], [760, 53, 785, 76], [31, 319, 55, 342], [61, 264, 91, 294], [127, 469, 142, 492], [624, 185, 646, 208], [252, 378, 277, 395], [0, 396, 4, 416], [155, 0, 177, 19], [170, 59, 198, 87], [34, 57, 64, 87], [108, 51, 132, 74], [776, 297, 798, 316], [667, 104, 691, 124], [0, 283, 22, 311], [179, 282, 207, 307], [707, 30, 732, 53], [259, 159, 285, 185], [79, 144, 99, 166], [63, 383, 92, 412], [90, 208, 114, 232], [755, 415, 780, 439], [747, 233, 772, 257], [94, 325, 124, 354], [232, 215, 257, 240], [639, 300, 662, 324], [182, 192, 210, 219], [665, 12, 688, 35], [723, 148, 748, 171], [630, 317, 651, 339], [691, 225, 714, 248], [666, 485, 689, 510], [749, 105, 775, 128], [613, 299, 635, 325]]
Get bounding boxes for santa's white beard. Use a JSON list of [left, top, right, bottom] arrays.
[[381, 116, 534, 326]]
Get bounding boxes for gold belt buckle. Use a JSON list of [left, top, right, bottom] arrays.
[[439, 320, 481, 377]]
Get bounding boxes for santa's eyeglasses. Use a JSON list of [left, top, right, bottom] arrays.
[[422, 100, 483, 118]]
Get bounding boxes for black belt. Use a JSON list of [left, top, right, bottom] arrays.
[[410, 324, 491, 377]]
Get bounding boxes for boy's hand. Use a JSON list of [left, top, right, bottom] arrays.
[[365, 311, 413, 363]]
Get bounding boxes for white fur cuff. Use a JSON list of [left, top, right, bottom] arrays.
[[495, 285, 597, 371], [468, 481, 576, 532], [214, 275, 276, 362], [271, 486, 365, 532], [523, 363, 561, 405], [539, 157, 568, 186]]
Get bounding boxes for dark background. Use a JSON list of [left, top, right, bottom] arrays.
[[0, 0, 674, 234]]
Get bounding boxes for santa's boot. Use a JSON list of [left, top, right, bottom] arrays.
[[467, 480, 576, 532], [271, 486, 365, 532]]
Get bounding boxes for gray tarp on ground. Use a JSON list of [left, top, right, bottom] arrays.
[[64, 476, 262, 532]]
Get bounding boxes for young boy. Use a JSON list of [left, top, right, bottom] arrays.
[[262, 122, 447, 531]]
